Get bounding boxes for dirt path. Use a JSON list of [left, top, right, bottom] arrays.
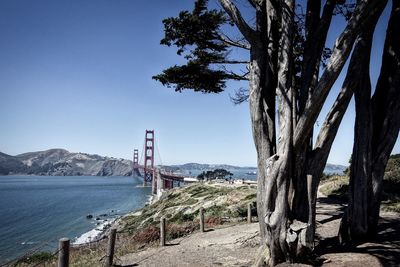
[[118, 223, 260, 267], [315, 190, 400, 267], [116, 191, 399, 267]]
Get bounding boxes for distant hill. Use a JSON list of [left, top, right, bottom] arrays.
[[164, 163, 246, 171], [0, 149, 132, 176], [162, 162, 347, 175], [324, 163, 347, 175], [0, 149, 347, 176]]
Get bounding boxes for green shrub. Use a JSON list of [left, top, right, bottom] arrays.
[[16, 251, 55, 265]]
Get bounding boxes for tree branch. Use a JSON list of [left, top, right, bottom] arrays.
[[230, 87, 249, 104], [219, 0, 257, 43], [299, 0, 335, 114], [220, 65, 249, 80], [294, 0, 386, 150], [217, 33, 251, 49], [371, 0, 400, 164], [313, 0, 383, 158], [212, 60, 249, 64], [247, 0, 257, 9]]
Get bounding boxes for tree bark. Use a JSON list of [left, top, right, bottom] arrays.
[[340, 37, 374, 243], [263, 1, 294, 265], [368, 0, 400, 236], [220, 0, 395, 264], [339, 0, 390, 244]]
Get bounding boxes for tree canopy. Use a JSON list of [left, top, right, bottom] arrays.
[[197, 168, 233, 180]]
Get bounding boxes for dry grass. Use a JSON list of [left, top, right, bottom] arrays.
[[10, 183, 256, 266], [320, 171, 400, 213], [319, 175, 349, 201]]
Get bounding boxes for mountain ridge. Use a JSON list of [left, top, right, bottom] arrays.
[[0, 149, 132, 176], [0, 149, 347, 176]]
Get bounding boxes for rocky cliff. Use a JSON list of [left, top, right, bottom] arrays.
[[0, 149, 132, 176]]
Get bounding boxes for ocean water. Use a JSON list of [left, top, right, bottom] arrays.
[[0, 175, 151, 264]]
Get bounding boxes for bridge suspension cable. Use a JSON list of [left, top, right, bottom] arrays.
[[154, 138, 163, 168]]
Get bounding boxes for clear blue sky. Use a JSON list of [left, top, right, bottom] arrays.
[[0, 0, 398, 166]]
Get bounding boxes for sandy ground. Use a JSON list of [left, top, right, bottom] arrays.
[[115, 190, 400, 267], [314, 191, 400, 267]]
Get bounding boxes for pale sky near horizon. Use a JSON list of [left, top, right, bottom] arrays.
[[0, 0, 398, 167]]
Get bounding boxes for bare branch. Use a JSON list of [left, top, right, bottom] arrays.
[[212, 59, 249, 64], [220, 65, 249, 80], [217, 33, 251, 49], [219, 0, 256, 43], [312, 82, 353, 172], [230, 87, 249, 104]]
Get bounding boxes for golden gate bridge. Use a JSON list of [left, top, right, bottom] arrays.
[[132, 130, 192, 195]]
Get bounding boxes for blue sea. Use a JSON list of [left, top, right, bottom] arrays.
[[0, 175, 151, 264]]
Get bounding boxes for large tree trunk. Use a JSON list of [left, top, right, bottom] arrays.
[[290, 0, 337, 249], [250, 0, 278, 247], [339, 0, 399, 244], [340, 38, 374, 243], [263, 1, 295, 264], [367, 0, 400, 236]]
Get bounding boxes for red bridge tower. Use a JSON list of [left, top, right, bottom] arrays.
[[132, 149, 139, 176], [143, 130, 155, 186]]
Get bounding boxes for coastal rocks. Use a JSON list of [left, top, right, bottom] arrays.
[[86, 211, 118, 223], [73, 219, 116, 245]]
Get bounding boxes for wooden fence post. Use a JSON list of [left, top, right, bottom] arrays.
[[105, 228, 117, 267], [58, 237, 69, 267], [199, 207, 205, 232], [247, 203, 252, 223], [160, 216, 166, 246]]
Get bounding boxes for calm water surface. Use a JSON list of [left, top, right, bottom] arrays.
[[0, 175, 150, 264]]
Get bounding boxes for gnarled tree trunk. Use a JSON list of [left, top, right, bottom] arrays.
[[339, 0, 399, 244], [221, 0, 390, 265]]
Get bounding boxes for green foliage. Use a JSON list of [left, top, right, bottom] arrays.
[[153, 63, 228, 93], [206, 205, 225, 216], [197, 168, 233, 180], [153, 0, 237, 93], [16, 251, 55, 265], [244, 193, 257, 201], [171, 210, 197, 224], [188, 184, 229, 197], [380, 154, 400, 212]]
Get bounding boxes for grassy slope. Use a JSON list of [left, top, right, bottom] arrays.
[[120, 183, 257, 232], [320, 155, 400, 212]]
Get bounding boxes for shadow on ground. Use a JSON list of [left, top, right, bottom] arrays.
[[315, 197, 400, 267]]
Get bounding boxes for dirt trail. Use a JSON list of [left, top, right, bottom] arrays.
[[315, 189, 400, 267], [116, 190, 400, 267], [118, 223, 260, 267]]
